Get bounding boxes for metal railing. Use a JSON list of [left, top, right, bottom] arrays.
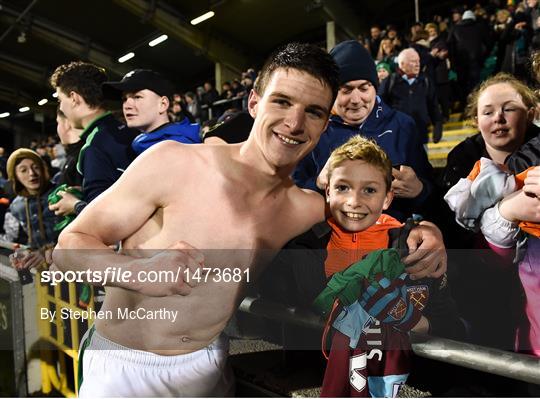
[[238, 296, 540, 385], [201, 95, 246, 120]]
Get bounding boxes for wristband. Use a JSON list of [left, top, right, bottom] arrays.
[[74, 200, 87, 215]]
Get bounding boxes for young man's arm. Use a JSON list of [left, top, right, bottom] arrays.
[[260, 228, 328, 307], [53, 142, 202, 297]]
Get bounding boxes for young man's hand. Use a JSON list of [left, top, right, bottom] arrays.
[[131, 241, 205, 297], [402, 221, 447, 279]]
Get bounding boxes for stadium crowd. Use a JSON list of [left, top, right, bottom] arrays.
[[2, 0, 540, 397]]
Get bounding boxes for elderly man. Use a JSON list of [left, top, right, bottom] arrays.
[[53, 43, 445, 397], [294, 40, 434, 222], [379, 48, 443, 143]]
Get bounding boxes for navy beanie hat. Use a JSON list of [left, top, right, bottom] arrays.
[[329, 40, 379, 88]]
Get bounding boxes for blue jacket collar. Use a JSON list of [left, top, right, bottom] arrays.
[[329, 96, 392, 132]]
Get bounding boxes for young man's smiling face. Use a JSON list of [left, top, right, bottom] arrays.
[[326, 159, 393, 232], [248, 68, 333, 170]]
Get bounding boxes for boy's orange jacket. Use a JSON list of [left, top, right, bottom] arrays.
[[325, 214, 403, 277]]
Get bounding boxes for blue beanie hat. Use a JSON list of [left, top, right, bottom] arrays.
[[329, 40, 378, 88]]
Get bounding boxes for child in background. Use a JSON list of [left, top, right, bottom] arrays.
[[376, 62, 391, 83]]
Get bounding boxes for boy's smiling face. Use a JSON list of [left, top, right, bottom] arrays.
[[326, 159, 393, 232]]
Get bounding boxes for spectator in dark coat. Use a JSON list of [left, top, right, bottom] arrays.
[[429, 73, 538, 350], [364, 24, 383, 59], [230, 79, 244, 96], [185, 91, 201, 123], [219, 81, 234, 100], [410, 29, 436, 82], [493, 9, 513, 73], [526, 0, 540, 31], [201, 81, 219, 107], [385, 25, 405, 53], [430, 42, 452, 120], [447, 10, 492, 104], [499, 11, 533, 81], [426, 22, 445, 49], [379, 48, 443, 143]]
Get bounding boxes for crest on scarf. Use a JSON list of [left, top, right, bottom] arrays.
[[388, 298, 407, 320], [407, 285, 429, 311]]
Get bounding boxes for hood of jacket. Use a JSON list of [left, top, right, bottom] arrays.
[[330, 96, 397, 137]]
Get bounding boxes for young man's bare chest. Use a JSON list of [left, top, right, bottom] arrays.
[[124, 179, 298, 260]]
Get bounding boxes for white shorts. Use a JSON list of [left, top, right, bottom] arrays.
[[78, 327, 234, 397]]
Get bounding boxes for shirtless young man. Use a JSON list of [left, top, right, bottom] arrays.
[[53, 43, 445, 397]]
